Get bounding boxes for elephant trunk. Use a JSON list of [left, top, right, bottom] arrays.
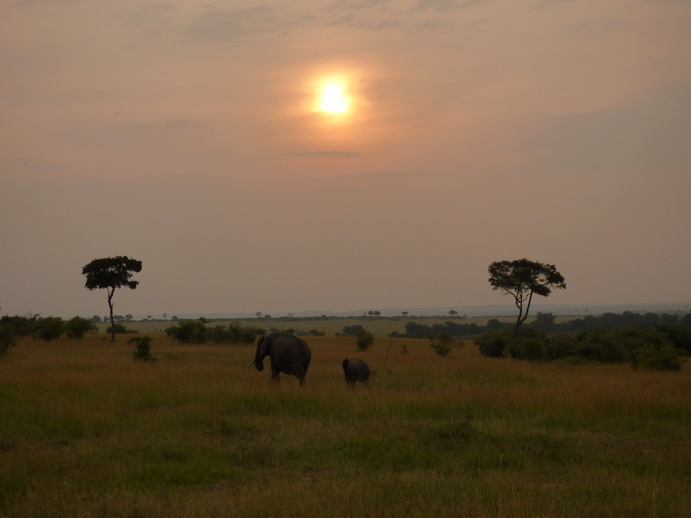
[[254, 335, 269, 371]]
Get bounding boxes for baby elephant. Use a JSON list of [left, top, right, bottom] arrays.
[[342, 358, 371, 386]]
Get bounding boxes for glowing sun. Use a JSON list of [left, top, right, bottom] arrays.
[[317, 81, 350, 115]]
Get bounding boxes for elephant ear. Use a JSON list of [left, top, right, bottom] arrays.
[[342, 359, 349, 373], [257, 335, 271, 359]]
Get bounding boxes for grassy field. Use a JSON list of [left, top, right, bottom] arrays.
[[1, 332, 690, 517]]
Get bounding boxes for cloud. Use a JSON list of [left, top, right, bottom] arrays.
[[289, 150, 361, 158], [121, 119, 201, 130], [412, 0, 488, 12], [123, 3, 176, 28], [523, 84, 691, 174], [531, 0, 583, 11], [327, 0, 394, 11], [0, 158, 69, 180], [13, 0, 79, 7], [182, 6, 275, 42], [176, 0, 486, 41]]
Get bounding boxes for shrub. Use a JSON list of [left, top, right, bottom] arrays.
[[430, 331, 456, 357], [508, 327, 548, 360], [475, 318, 691, 366], [165, 319, 208, 343], [486, 318, 507, 330], [34, 317, 65, 341], [65, 316, 97, 339], [512, 337, 545, 361], [474, 330, 509, 358], [0, 315, 38, 337], [654, 324, 691, 355], [543, 334, 578, 361], [355, 331, 374, 351], [164, 319, 257, 344], [0, 323, 17, 354], [574, 328, 625, 363], [106, 323, 131, 335], [402, 321, 481, 338], [207, 322, 256, 344], [631, 344, 685, 371], [342, 325, 366, 336], [130, 335, 155, 361]]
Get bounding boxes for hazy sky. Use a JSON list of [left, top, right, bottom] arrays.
[[2, 0, 690, 319]]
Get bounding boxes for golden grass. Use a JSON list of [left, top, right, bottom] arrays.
[[1, 333, 690, 517]]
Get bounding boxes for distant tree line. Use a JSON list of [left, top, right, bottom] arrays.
[[391, 311, 691, 338], [391, 321, 484, 339], [474, 324, 689, 371], [164, 319, 261, 344], [0, 315, 97, 351], [389, 311, 691, 371], [493, 312, 691, 370], [91, 314, 135, 322]]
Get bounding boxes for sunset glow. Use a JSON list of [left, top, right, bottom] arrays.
[[2, 0, 691, 322], [316, 81, 351, 115]]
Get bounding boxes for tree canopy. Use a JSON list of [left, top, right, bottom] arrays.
[[82, 256, 142, 341], [488, 258, 566, 338]]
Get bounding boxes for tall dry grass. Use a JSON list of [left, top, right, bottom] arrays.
[[1, 333, 689, 517]]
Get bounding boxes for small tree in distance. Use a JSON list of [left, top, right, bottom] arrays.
[[82, 256, 142, 342], [430, 331, 456, 357], [130, 335, 154, 361], [488, 258, 566, 340], [356, 330, 375, 351]]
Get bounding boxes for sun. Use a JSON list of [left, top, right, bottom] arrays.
[[316, 81, 351, 115]]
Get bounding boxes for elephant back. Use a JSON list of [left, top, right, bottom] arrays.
[[273, 335, 311, 376], [343, 358, 370, 384]]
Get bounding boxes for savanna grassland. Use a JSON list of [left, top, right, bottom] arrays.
[[1, 331, 690, 517]]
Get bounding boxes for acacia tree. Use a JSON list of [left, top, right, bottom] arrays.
[[82, 256, 142, 341], [488, 258, 566, 339]]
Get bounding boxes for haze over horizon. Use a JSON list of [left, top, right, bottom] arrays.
[[2, 1, 690, 320]]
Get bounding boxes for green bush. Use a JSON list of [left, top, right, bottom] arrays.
[[106, 323, 131, 335], [207, 322, 256, 344], [342, 324, 366, 336], [474, 329, 509, 358], [355, 330, 374, 351], [508, 328, 548, 360], [654, 324, 691, 355], [574, 328, 626, 363], [631, 344, 685, 371], [430, 331, 456, 357], [130, 335, 155, 361], [474, 318, 691, 367], [542, 334, 578, 361], [0, 315, 38, 337], [512, 337, 544, 361], [164, 319, 256, 344], [165, 319, 207, 343], [0, 323, 17, 354], [34, 317, 65, 341], [65, 316, 97, 339]]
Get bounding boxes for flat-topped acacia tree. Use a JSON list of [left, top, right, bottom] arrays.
[[488, 258, 566, 340], [82, 256, 142, 341]]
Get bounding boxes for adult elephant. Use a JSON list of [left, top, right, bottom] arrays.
[[342, 358, 370, 386], [250, 334, 311, 386]]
